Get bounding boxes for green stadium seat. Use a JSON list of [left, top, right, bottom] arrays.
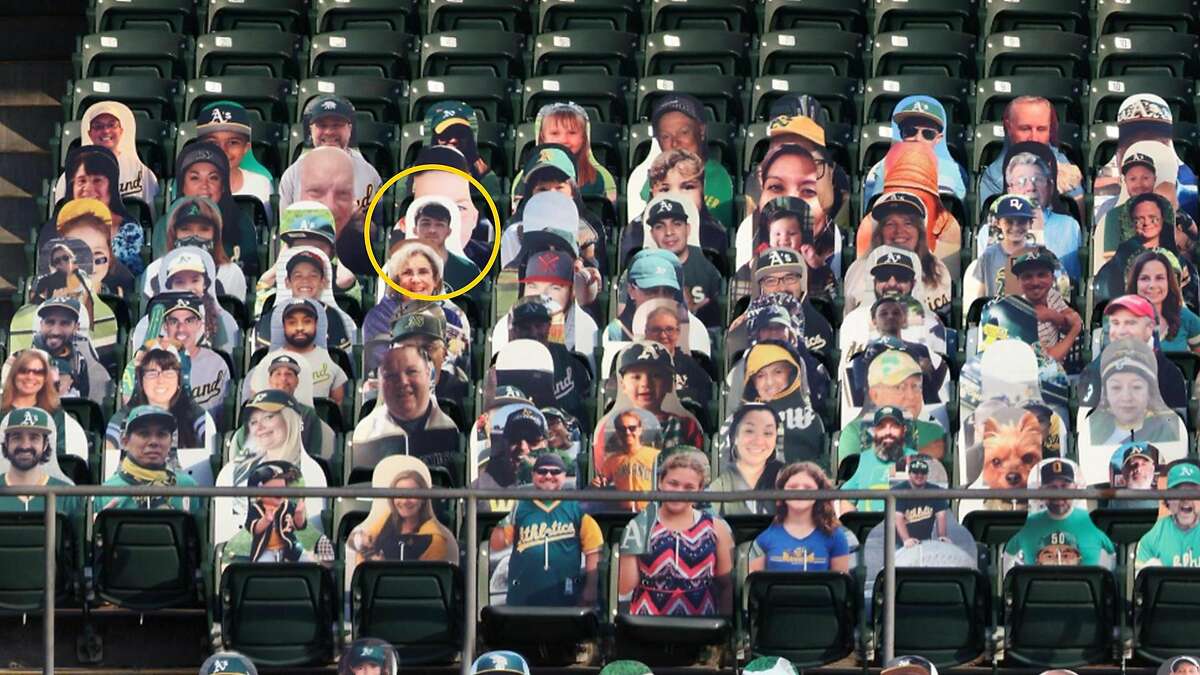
[[426, 0, 530, 33], [1003, 566, 1121, 668], [420, 30, 526, 79], [984, 31, 1089, 78], [871, 30, 976, 79], [613, 614, 731, 666], [984, 0, 1088, 33], [1090, 508, 1158, 551], [643, 30, 752, 77], [757, 30, 864, 78], [297, 77, 405, 124], [862, 75, 972, 125], [184, 77, 295, 124], [91, 0, 197, 33], [532, 30, 639, 77], [309, 30, 416, 80], [872, 568, 992, 668], [872, 0, 977, 33], [480, 606, 601, 665], [0, 513, 75, 613], [195, 31, 306, 80], [408, 76, 518, 123], [746, 571, 857, 667], [351, 561, 463, 665], [649, 0, 753, 32], [311, 0, 416, 32], [636, 75, 747, 125], [762, 0, 867, 33], [69, 76, 183, 122], [207, 0, 307, 32], [1095, 32, 1199, 78], [218, 562, 336, 667], [401, 120, 510, 177], [91, 510, 203, 610], [1089, 76, 1194, 123], [839, 511, 884, 544], [975, 76, 1085, 124], [78, 31, 192, 79], [522, 75, 633, 125], [537, 0, 640, 33], [1096, 0, 1197, 34], [55, 116, 175, 181], [749, 74, 858, 123], [1132, 567, 1200, 664]]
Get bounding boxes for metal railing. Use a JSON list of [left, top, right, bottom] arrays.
[[0, 483, 1187, 675]]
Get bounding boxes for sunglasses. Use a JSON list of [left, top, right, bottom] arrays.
[[901, 126, 940, 141], [534, 468, 565, 477], [18, 367, 46, 376], [51, 256, 71, 265], [617, 425, 641, 433]]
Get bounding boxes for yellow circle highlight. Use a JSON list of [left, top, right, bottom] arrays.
[[362, 163, 501, 302]]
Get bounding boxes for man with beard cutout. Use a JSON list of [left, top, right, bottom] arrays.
[[279, 298, 347, 405], [32, 296, 106, 401], [254, 249, 353, 352], [840, 406, 918, 513], [0, 407, 75, 513], [1136, 462, 1200, 572], [1003, 460, 1114, 571]]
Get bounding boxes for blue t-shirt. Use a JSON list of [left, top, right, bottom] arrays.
[[750, 522, 850, 572], [1159, 307, 1200, 353]]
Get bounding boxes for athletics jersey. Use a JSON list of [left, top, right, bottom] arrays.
[[1135, 515, 1200, 573], [0, 474, 76, 514], [499, 499, 602, 606], [750, 522, 850, 572], [893, 480, 950, 542], [188, 347, 230, 426], [621, 508, 721, 617], [1003, 509, 1116, 571]]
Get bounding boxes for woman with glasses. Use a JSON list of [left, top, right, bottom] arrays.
[[863, 95, 968, 204], [104, 344, 209, 454], [1003, 142, 1083, 278]]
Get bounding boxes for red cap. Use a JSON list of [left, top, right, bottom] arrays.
[[1104, 294, 1156, 321], [519, 250, 574, 285]]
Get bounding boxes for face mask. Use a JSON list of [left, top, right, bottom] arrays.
[[174, 235, 214, 253]]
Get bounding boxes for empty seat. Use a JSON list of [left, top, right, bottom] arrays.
[[537, 0, 640, 32], [862, 75, 971, 125], [1003, 566, 1121, 668], [749, 74, 858, 124], [481, 606, 601, 665], [758, 30, 864, 78], [872, 0, 977, 33], [218, 562, 336, 667], [1095, 31, 1198, 77], [975, 76, 1085, 124], [78, 31, 192, 79], [69, 76, 183, 122], [420, 30, 526, 79], [297, 77, 406, 124], [522, 75, 632, 125], [92, 510, 202, 610], [762, 0, 867, 32], [984, 0, 1088, 33], [873, 568, 992, 668], [532, 30, 639, 77], [184, 77, 295, 124], [1096, 0, 1197, 34], [351, 561, 463, 665], [408, 76, 518, 124], [207, 0, 307, 32], [1133, 567, 1200, 664], [984, 31, 1088, 78], [1089, 76, 1194, 123], [91, 0, 197, 33], [872, 30, 976, 79], [311, 0, 416, 32], [195, 31, 306, 80], [426, 0, 529, 33], [636, 75, 747, 125], [746, 571, 856, 667], [649, 0, 753, 32], [613, 614, 731, 666], [310, 30, 415, 80], [643, 30, 752, 77], [0, 512, 74, 612]]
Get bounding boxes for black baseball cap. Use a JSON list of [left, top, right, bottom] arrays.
[[1040, 459, 1075, 485], [651, 93, 705, 128]]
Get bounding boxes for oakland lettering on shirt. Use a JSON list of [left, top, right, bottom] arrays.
[[771, 546, 826, 569], [904, 504, 934, 525], [119, 174, 143, 196], [515, 520, 579, 553], [615, 458, 654, 483], [191, 378, 226, 403], [311, 361, 333, 385]]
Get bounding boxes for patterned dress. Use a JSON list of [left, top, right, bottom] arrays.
[[628, 511, 719, 616]]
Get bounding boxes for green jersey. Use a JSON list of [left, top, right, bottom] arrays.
[[0, 474, 77, 514], [840, 447, 917, 513], [96, 471, 201, 514], [499, 499, 602, 607], [1135, 515, 1200, 573], [1003, 509, 1116, 572]]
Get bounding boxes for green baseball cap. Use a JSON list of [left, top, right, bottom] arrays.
[[628, 250, 681, 291], [198, 652, 258, 675], [280, 201, 336, 244], [470, 651, 530, 675], [123, 405, 177, 435], [391, 310, 446, 341], [1011, 246, 1059, 276], [243, 389, 297, 415], [3, 407, 54, 435], [523, 145, 577, 182], [873, 405, 906, 426], [1167, 462, 1200, 489], [893, 98, 946, 129], [600, 661, 654, 675], [743, 656, 797, 675]]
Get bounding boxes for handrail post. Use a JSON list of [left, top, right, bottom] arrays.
[[43, 491, 56, 675], [462, 493, 478, 675], [883, 494, 896, 664]]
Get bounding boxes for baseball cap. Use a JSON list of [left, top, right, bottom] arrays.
[[867, 350, 922, 386], [281, 297, 319, 319], [540, 406, 568, 423], [1101, 342, 1157, 381], [470, 651, 531, 675], [908, 455, 930, 473], [871, 248, 917, 278], [873, 405, 907, 426], [520, 249, 574, 285], [882, 655, 938, 675], [56, 198, 113, 229], [893, 98, 946, 130], [197, 101, 252, 137], [1040, 459, 1076, 485], [2, 407, 54, 435], [1038, 530, 1079, 552], [766, 113, 826, 146], [532, 452, 566, 472], [169, 196, 221, 229], [618, 341, 674, 375], [415, 144, 470, 174], [266, 355, 301, 376], [286, 249, 326, 277], [492, 385, 532, 406], [628, 250, 681, 291], [651, 93, 705, 128], [1172, 657, 1200, 672], [198, 652, 258, 675], [123, 405, 177, 435], [1104, 294, 1156, 321], [162, 294, 203, 318], [504, 406, 547, 438], [37, 296, 81, 320], [753, 247, 806, 282], [244, 389, 296, 414], [280, 201, 337, 244], [345, 641, 390, 667], [994, 193, 1035, 220], [1120, 441, 1160, 467], [304, 94, 355, 123], [166, 251, 208, 278], [742, 656, 796, 675], [1011, 246, 1059, 276], [748, 305, 793, 335], [871, 191, 926, 222], [523, 145, 577, 183], [392, 310, 446, 341], [427, 100, 475, 134], [1117, 93, 1173, 125], [1122, 151, 1156, 174], [1167, 462, 1200, 489], [646, 196, 689, 226], [512, 297, 552, 325]]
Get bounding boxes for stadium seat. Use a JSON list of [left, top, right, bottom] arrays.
[[862, 76, 972, 125], [838, 511, 884, 545], [1090, 508, 1158, 553], [872, 568, 992, 668], [1132, 567, 1200, 665], [536, 0, 640, 33], [757, 30, 864, 78], [420, 31, 526, 79], [407, 76, 518, 123], [351, 560, 463, 665], [91, 0, 197, 33], [649, 0, 753, 32], [522, 75, 633, 125], [218, 562, 336, 667], [78, 31, 192, 79], [0, 513, 75, 612], [963, 509, 1028, 550], [68, 76, 183, 122], [184, 77, 295, 124], [1095, 31, 1199, 78], [309, 30, 416, 80], [207, 0, 307, 33], [613, 614, 731, 666], [480, 606, 600, 665], [532, 30, 639, 77], [871, 30, 976, 79], [642, 30, 752, 77], [195, 31, 306, 80], [636, 75, 747, 125], [984, 0, 1088, 33], [297, 77, 405, 124], [872, 0, 977, 33], [984, 31, 1089, 78], [425, 0, 529, 33], [1089, 76, 1194, 123], [762, 0, 867, 33], [749, 74, 858, 124], [975, 76, 1085, 124], [1003, 566, 1121, 668], [746, 571, 857, 667], [91, 510, 203, 611], [1096, 0, 1197, 34], [400, 120, 510, 177], [311, 0, 416, 33]]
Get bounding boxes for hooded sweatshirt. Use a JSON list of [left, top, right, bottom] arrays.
[[55, 101, 159, 214]]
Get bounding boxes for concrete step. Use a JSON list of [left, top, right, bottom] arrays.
[[0, 106, 61, 155]]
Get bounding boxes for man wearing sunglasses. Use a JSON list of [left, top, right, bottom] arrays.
[[489, 453, 602, 608], [473, 406, 547, 492]]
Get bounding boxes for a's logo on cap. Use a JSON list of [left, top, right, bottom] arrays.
[[487, 654, 508, 670], [209, 108, 232, 125], [322, 100, 337, 110], [879, 252, 903, 265], [538, 148, 554, 163], [766, 250, 792, 266], [1179, 465, 1197, 477], [908, 100, 929, 113], [20, 411, 36, 427], [252, 392, 269, 404], [210, 659, 228, 672]]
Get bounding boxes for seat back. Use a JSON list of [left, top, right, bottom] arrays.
[[195, 31, 305, 80], [0, 512, 72, 612], [93, 509, 202, 610], [220, 562, 336, 666], [747, 571, 856, 667], [873, 567, 991, 668], [310, 30, 415, 80], [352, 560, 462, 665], [80, 31, 192, 79], [1133, 567, 1200, 664], [1003, 566, 1120, 667]]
